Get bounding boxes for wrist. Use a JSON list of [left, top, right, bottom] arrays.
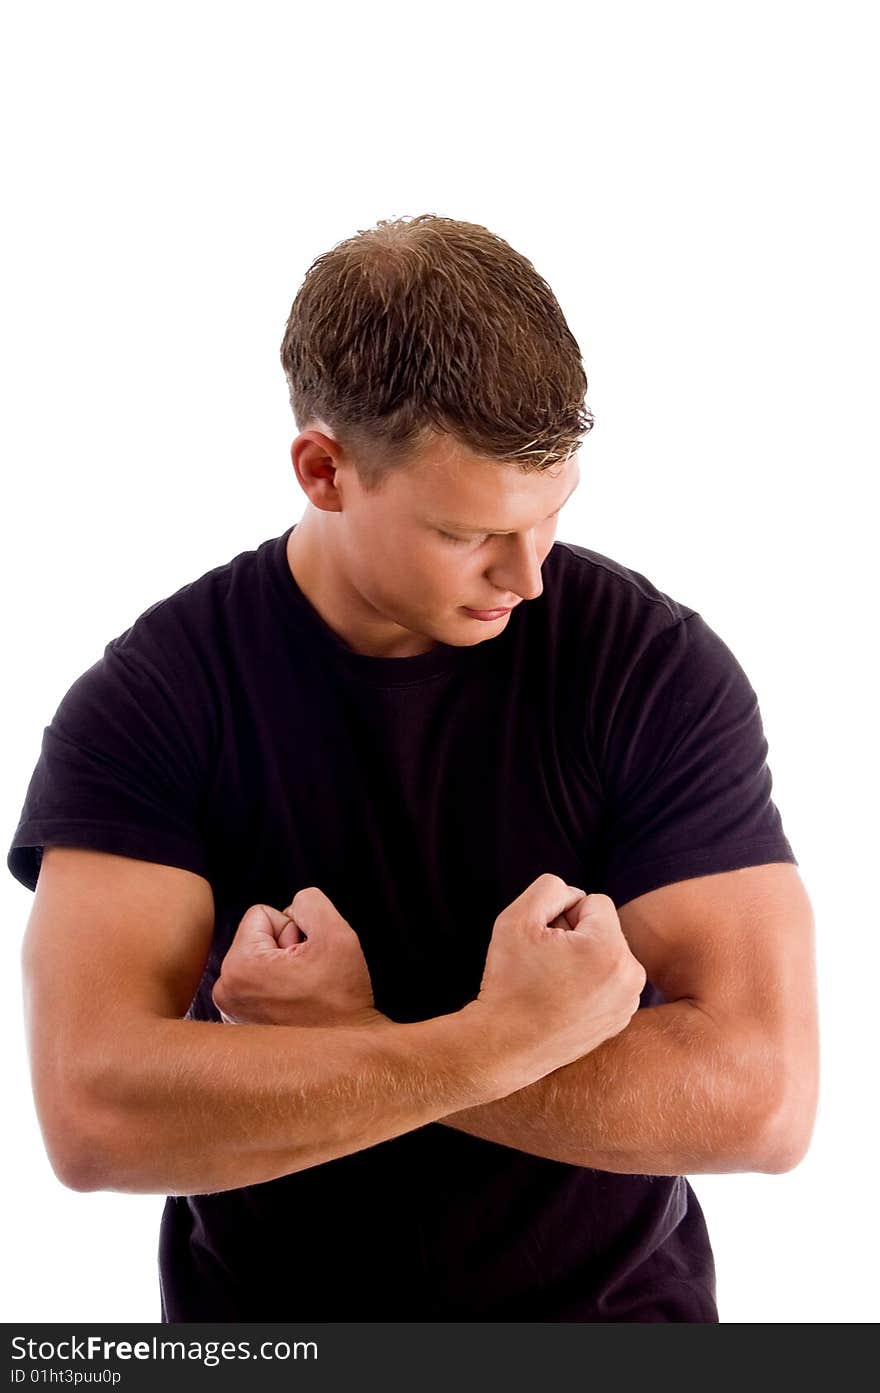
[[364, 1005, 526, 1113], [452, 1000, 541, 1099]]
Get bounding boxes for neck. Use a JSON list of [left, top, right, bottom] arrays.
[[285, 509, 438, 658]]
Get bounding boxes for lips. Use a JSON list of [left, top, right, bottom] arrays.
[[462, 605, 516, 621]]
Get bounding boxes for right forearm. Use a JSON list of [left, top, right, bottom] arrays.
[[69, 1005, 516, 1196]]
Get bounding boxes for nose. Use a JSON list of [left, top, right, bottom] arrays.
[[486, 532, 545, 603]]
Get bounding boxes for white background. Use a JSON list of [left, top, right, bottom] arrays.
[[2, 0, 877, 1324]]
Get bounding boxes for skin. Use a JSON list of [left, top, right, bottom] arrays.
[[212, 882, 632, 1033], [213, 425, 622, 1032], [214, 890, 387, 1029], [285, 422, 581, 658], [209, 425, 816, 1175]]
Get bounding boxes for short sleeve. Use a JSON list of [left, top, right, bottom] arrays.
[[7, 637, 214, 893], [596, 611, 797, 908]]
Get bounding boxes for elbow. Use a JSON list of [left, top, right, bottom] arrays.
[[731, 1014, 819, 1174], [753, 1075, 819, 1175], [52, 1150, 102, 1194], [38, 1099, 121, 1193], [60, 1130, 119, 1192], [49, 1129, 114, 1193], [28, 1032, 141, 1193], [39, 1073, 166, 1194], [759, 1112, 817, 1175]]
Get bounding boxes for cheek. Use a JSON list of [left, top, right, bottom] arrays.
[[424, 555, 463, 595], [379, 546, 459, 607], [415, 550, 478, 607]]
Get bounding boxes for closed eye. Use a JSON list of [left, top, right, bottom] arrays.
[[437, 506, 565, 547], [438, 530, 485, 545]]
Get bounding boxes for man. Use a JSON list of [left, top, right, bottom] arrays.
[[8, 215, 818, 1322]]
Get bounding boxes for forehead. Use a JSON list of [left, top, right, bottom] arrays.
[[401, 440, 579, 531]]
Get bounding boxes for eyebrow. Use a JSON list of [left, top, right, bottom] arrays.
[[431, 478, 581, 534]]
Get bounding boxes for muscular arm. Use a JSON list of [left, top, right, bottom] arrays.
[[438, 865, 818, 1177], [22, 848, 519, 1197], [437, 998, 777, 1174]]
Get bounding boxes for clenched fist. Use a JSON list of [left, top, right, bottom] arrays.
[[470, 875, 647, 1082], [212, 887, 386, 1030]]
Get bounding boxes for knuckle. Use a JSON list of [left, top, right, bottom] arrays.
[[614, 953, 638, 986], [626, 972, 645, 1006], [588, 892, 614, 914], [292, 886, 321, 914], [218, 959, 245, 998], [629, 955, 647, 985]]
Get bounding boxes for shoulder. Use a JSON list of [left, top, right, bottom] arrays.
[[532, 542, 763, 763], [547, 538, 696, 626], [110, 534, 272, 660], [533, 538, 701, 680], [49, 533, 278, 755]]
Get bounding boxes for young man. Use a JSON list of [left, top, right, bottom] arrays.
[[7, 215, 818, 1322]]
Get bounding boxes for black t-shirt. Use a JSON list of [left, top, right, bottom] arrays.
[[7, 524, 797, 1322]]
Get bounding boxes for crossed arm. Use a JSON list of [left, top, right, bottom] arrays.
[[27, 850, 817, 1196], [223, 863, 817, 1176], [439, 996, 771, 1174], [439, 863, 818, 1175]]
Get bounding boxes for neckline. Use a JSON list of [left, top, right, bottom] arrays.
[[267, 524, 484, 687]]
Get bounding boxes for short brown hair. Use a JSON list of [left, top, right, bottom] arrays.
[[279, 214, 594, 491]]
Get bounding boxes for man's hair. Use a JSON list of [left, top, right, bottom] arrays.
[[279, 213, 594, 492]]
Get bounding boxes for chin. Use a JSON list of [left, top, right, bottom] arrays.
[[445, 619, 494, 647]]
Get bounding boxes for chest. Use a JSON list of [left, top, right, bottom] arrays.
[[200, 663, 606, 1021]]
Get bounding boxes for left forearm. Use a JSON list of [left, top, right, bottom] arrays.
[[437, 1000, 781, 1174]]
